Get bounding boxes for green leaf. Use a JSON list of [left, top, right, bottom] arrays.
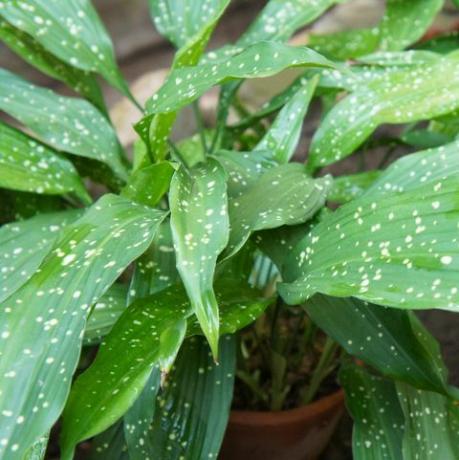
[[61, 285, 193, 456], [305, 295, 449, 394], [0, 0, 131, 98], [169, 159, 229, 358], [137, 0, 230, 162], [340, 364, 404, 459], [0, 19, 106, 113], [0, 194, 166, 460], [149, 335, 235, 460], [224, 163, 331, 259], [121, 161, 175, 207], [145, 43, 334, 116], [0, 121, 90, 203], [0, 68, 128, 181], [307, 51, 459, 171], [254, 76, 318, 163], [329, 170, 382, 204], [0, 208, 82, 303], [88, 422, 129, 460], [83, 283, 128, 346], [281, 142, 459, 310], [23, 435, 48, 460], [397, 382, 459, 460]]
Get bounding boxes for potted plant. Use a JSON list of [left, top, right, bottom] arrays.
[[1, 1, 459, 460]]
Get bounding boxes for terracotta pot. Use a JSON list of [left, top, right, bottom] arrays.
[[219, 389, 345, 460]]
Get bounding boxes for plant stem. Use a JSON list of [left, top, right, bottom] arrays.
[[192, 100, 208, 154], [302, 337, 339, 405]]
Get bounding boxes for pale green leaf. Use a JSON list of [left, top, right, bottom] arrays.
[[0, 121, 90, 203], [0, 0, 131, 97], [308, 51, 459, 171], [61, 285, 193, 457], [281, 142, 459, 310], [169, 158, 229, 357], [225, 163, 331, 259], [0, 69, 128, 180], [0, 208, 82, 303], [305, 295, 449, 394], [0, 19, 106, 112], [0, 195, 166, 460], [149, 335, 235, 460]]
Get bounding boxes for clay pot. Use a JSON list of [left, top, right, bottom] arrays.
[[219, 389, 345, 460]]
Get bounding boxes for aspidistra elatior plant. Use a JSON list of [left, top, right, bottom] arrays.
[[1, 0, 459, 458]]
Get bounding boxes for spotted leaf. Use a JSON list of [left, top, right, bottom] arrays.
[[0, 121, 90, 203], [0, 0, 131, 98], [305, 295, 449, 395], [0, 19, 106, 113], [0, 68, 128, 181], [0, 208, 82, 303], [0, 195, 166, 460], [225, 163, 331, 259], [61, 285, 193, 458], [329, 170, 382, 204], [148, 335, 235, 460], [280, 142, 459, 310], [169, 158, 229, 358], [145, 42, 334, 116], [308, 51, 459, 171]]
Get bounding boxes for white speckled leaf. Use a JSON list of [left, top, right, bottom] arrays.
[[0, 68, 128, 181], [149, 335, 235, 460], [169, 159, 229, 357], [0, 194, 166, 460], [329, 171, 382, 204], [0, 208, 82, 303], [144, 42, 334, 115], [0, 121, 90, 203], [305, 295, 449, 395], [340, 364, 405, 460], [0, 19, 106, 112], [225, 163, 331, 259], [61, 285, 193, 458], [83, 283, 128, 346], [308, 51, 459, 171], [281, 143, 459, 310], [0, 0, 130, 97]]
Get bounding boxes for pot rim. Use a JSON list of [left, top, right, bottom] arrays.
[[229, 388, 344, 427]]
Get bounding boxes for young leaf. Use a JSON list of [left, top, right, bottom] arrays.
[[0, 121, 90, 203], [0, 208, 82, 303], [145, 42, 335, 115], [340, 364, 405, 460], [149, 335, 235, 460], [308, 51, 459, 171], [0, 19, 106, 113], [225, 163, 331, 259], [280, 142, 459, 310], [0, 195, 166, 460], [83, 283, 128, 346], [0, 69, 128, 181], [169, 159, 229, 358], [0, 0, 131, 98], [254, 76, 318, 164], [305, 295, 449, 395], [61, 285, 193, 457]]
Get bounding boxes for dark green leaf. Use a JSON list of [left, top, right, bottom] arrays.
[[225, 163, 331, 258], [0, 0, 131, 98], [149, 335, 235, 460], [0, 195, 166, 459], [0, 121, 90, 203], [61, 285, 194, 456], [0, 208, 82, 303], [281, 142, 459, 310], [329, 170, 382, 204], [305, 295, 448, 394], [0, 68, 128, 181], [88, 422, 129, 460], [169, 159, 229, 357], [0, 19, 106, 112]]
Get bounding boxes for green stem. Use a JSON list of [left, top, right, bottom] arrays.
[[302, 337, 339, 405]]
